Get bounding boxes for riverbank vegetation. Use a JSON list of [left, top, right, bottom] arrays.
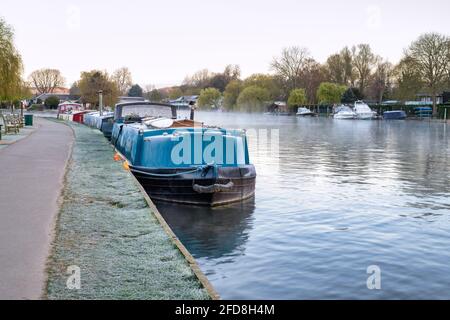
[[162, 32, 450, 115], [2, 13, 449, 115]]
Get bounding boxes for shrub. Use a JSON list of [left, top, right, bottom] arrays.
[[45, 96, 60, 109], [236, 86, 270, 112], [288, 89, 307, 107]]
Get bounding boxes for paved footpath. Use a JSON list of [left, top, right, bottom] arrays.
[[0, 117, 73, 299]]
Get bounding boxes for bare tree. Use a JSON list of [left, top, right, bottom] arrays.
[[183, 69, 213, 88], [326, 53, 345, 84], [341, 47, 355, 86], [325, 47, 355, 87], [28, 68, 65, 94], [352, 44, 378, 96], [407, 32, 450, 115], [271, 46, 311, 92], [112, 67, 132, 96], [370, 60, 393, 103]]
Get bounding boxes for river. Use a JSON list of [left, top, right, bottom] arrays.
[[156, 111, 450, 299]]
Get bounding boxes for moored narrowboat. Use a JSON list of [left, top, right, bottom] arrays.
[[111, 102, 256, 206], [383, 110, 407, 120]]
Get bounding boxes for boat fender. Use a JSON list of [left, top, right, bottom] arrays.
[[193, 181, 234, 194]]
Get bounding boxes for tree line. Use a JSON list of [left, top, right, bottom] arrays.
[[1, 14, 449, 115], [184, 33, 450, 115]]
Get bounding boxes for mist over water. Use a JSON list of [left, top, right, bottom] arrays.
[[157, 111, 450, 299]]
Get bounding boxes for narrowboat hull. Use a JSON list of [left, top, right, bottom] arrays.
[[130, 165, 256, 206]]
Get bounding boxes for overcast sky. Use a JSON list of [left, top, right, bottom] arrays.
[[2, 0, 449, 88]]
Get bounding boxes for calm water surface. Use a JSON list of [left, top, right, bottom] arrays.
[[156, 111, 450, 299]]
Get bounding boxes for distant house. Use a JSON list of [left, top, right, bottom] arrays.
[[416, 93, 444, 104], [31, 92, 81, 104]]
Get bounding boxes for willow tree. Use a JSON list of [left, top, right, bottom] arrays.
[[0, 18, 23, 103], [406, 32, 450, 115]]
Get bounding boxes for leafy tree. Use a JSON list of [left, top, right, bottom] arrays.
[[198, 87, 222, 109], [112, 67, 132, 96], [243, 74, 282, 100], [146, 89, 162, 102], [44, 95, 60, 109], [0, 17, 23, 102], [28, 68, 65, 94], [317, 83, 347, 104], [287, 88, 307, 107], [223, 80, 242, 110], [406, 32, 450, 115], [128, 84, 143, 97], [236, 85, 269, 112], [392, 57, 423, 101], [78, 70, 119, 108]]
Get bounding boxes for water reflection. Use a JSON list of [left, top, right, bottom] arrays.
[[155, 112, 450, 299], [155, 198, 255, 260]]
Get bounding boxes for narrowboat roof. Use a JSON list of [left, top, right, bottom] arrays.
[[114, 102, 177, 120]]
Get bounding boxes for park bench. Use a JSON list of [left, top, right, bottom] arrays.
[[0, 113, 20, 135], [9, 114, 24, 128]]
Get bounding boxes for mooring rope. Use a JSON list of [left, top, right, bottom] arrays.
[[130, 165, 211, 178]]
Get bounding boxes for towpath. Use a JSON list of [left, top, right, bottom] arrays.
[[0, 117, 73, 299]]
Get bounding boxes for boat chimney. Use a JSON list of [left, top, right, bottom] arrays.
[[98, 90, 103, 116], [189, 100, 196, 121]]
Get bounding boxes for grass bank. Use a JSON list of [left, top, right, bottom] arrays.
[[45, 121, 211, 300]]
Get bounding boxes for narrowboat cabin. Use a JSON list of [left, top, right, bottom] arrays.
[[72, 110, 93, 123], [111, 102, 256, 206], [57, 102, 84, 121], [84, 111, 114, 129]]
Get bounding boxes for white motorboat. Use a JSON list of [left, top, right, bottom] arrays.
[[333, 105, 356, 120], [296, 107, 316, 117], [354, 101, 376, 120]]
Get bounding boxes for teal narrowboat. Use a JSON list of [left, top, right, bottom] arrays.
[[111, 102, 256, 206]]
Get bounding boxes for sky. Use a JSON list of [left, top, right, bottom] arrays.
[[1, 0, 449, 88]]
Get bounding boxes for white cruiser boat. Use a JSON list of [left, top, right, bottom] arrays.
[[296, 107, 317, 117], [354, 101, 376, 120], [333, 105, 356, 120]]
